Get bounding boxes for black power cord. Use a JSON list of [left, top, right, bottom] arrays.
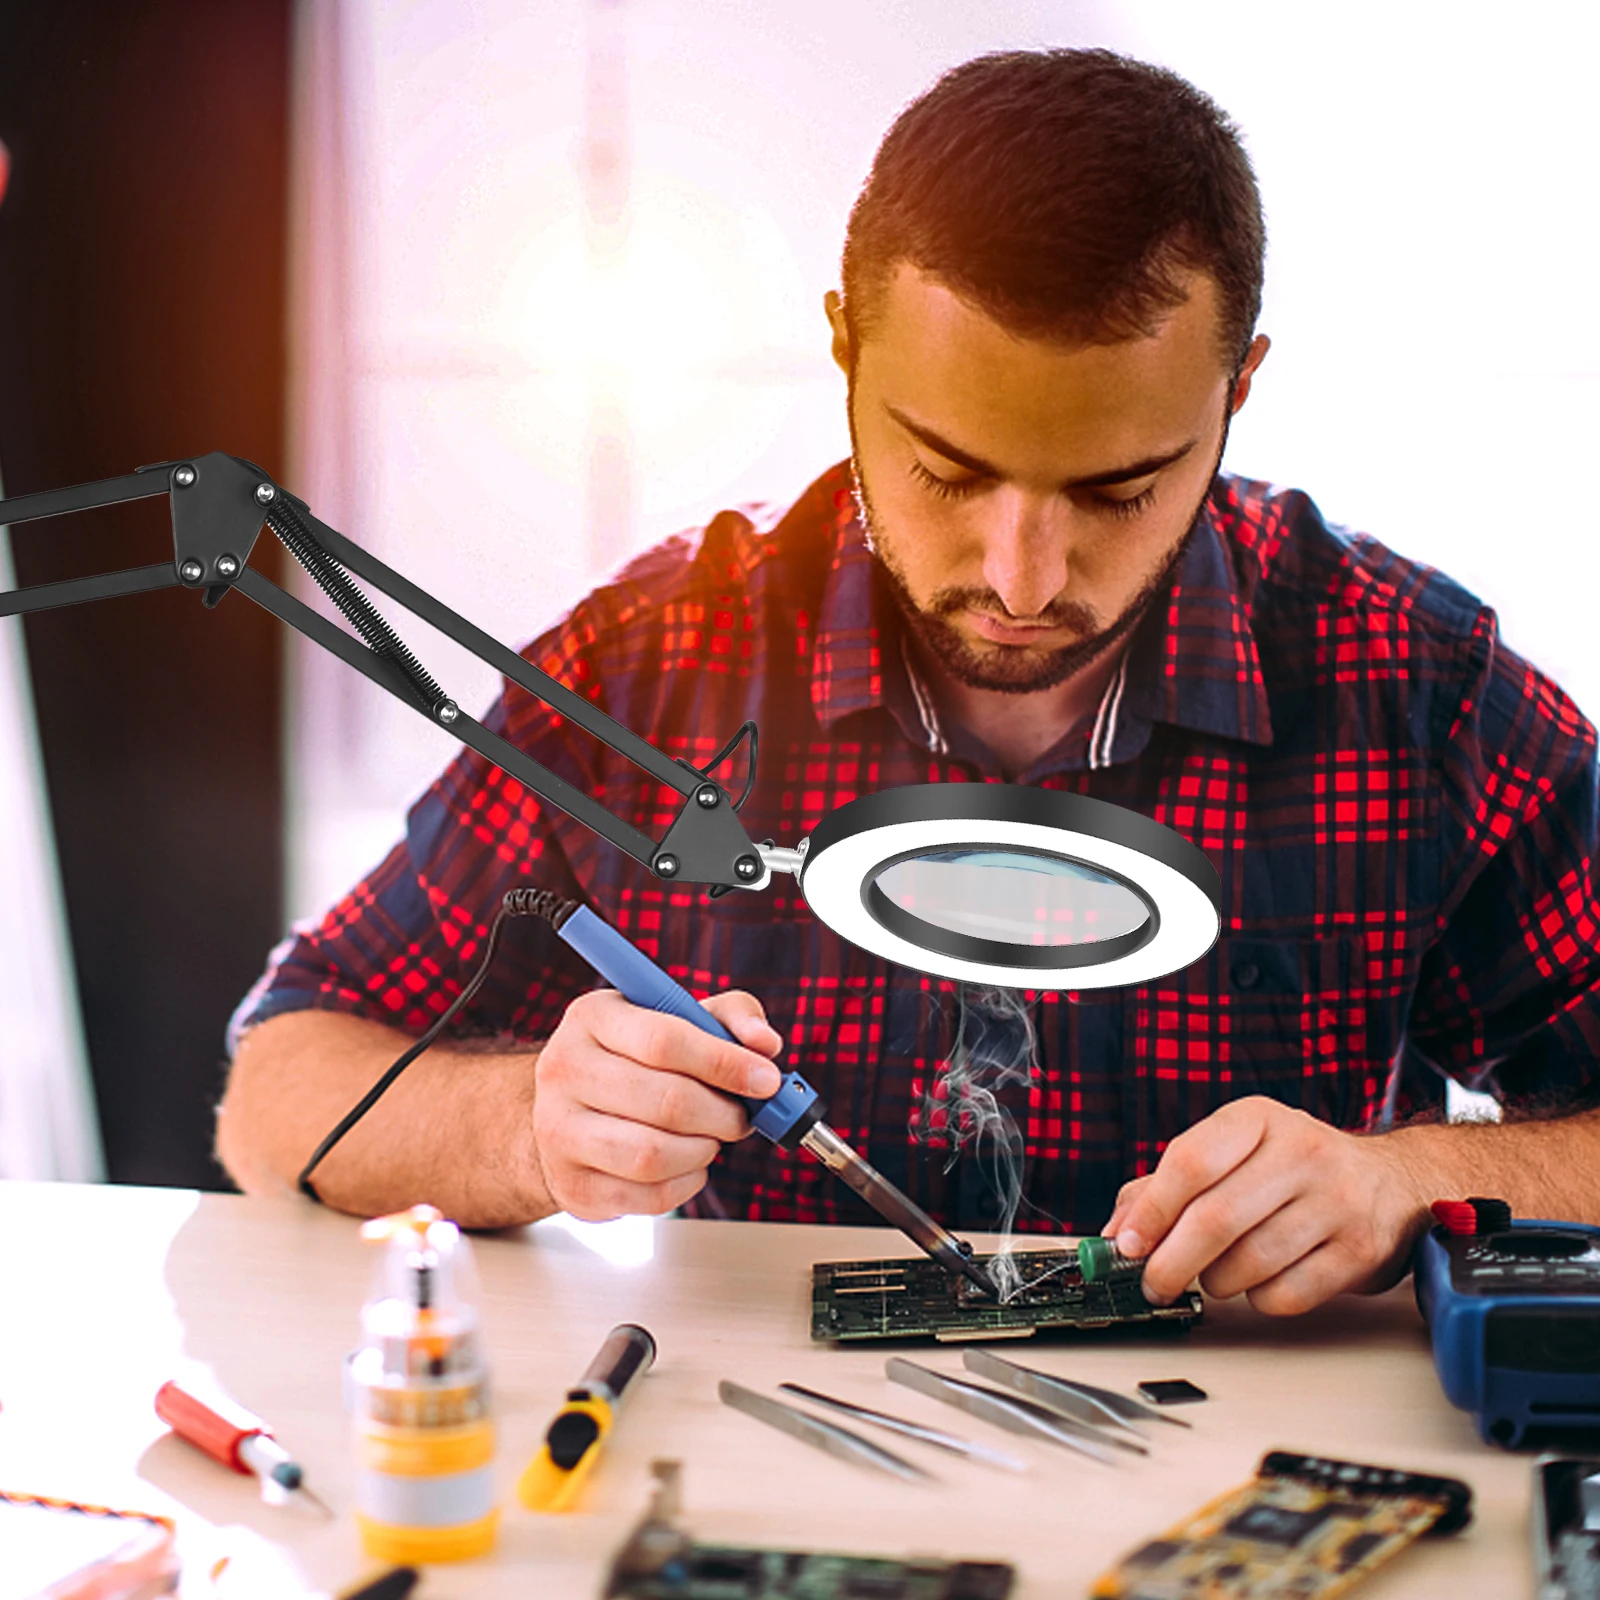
[[689, 718, 758, 811], [296, 887, 579, 1201]]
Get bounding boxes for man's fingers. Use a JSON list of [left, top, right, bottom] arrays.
[[585, 990, 782, 1098], [557, 1163, 707, 1223], [1195, 1197, 1336, 1301], [559, 1105, 721, 1191], [1103, 1174, 1153, 1240], [1114, 1099, 1273, 1260], [701, 990, 784, 1057], [555, 1048, 748, 1143], [1245, 1237, 1370, 1318], [1139, 1158, 1302, 1304]]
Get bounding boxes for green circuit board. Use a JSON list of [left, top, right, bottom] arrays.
[[606, 1460, 1014, 1599], [811, 1249, 1202, 1343], [608, 1550, 1014, 1599]]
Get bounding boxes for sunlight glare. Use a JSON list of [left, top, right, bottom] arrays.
[[543, 1210, 658, 1268], [497, 156, 810, 528]]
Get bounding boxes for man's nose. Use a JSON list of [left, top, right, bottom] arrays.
[[980, 490, 1069, 619]]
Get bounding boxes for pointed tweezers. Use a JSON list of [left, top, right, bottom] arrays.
[[964, 1349, 1149, 1439], [778, 1382, 1027, 1471], [884, 1359, 1134, 1464], [718, 1380, 935, 1482], [960, 1363, 1190, 1440]]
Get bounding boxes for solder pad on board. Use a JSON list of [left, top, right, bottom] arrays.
[[811, 1249, 1203, 1343]]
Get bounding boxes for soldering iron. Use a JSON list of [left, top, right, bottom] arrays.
[[533, 890, 999, 1298], [292, 884, 996, 1296]]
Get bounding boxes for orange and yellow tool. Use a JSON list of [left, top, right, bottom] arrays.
[[518, 1324, 656, 1512], [347, 1205, 496, 1563]]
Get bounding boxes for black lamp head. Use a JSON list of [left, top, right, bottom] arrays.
[[795, 784, 1221, 989]]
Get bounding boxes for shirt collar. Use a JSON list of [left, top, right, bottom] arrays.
[[808, 469, 886, 731], [809, 472, 1274, 752], [1115, 494, 1275, 750]]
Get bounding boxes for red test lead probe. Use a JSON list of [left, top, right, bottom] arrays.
[[1430, 1197, 1513, 1237], [155, 1380, 333, 1516], [1430, 1200, 1479, 1237]]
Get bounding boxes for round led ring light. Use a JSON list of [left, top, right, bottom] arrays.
[[799, 784, 1221, 989]]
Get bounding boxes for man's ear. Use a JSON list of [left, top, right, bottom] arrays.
[[1230, 333, 1271, 414], [824, 289, 853, 376]]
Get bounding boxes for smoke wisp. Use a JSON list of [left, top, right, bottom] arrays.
[[915, 983, 1054, 1302]]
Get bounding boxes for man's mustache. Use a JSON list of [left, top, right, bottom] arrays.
[[926, 587, 1100, 634]]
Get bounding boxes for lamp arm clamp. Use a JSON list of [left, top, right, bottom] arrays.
[[0, 451, 774, 891]]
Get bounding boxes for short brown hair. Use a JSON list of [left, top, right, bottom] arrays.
[[841, 49, 1265, 365]]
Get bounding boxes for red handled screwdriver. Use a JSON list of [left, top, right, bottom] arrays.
[[155, 1380, 333, 1516]]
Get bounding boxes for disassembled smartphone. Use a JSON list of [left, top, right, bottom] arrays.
[[605, 1459, 1014, 1599], [811, 1248, 1202, 1343], [1089, 1450, 1472, 1599], [1534, 1455, 1600, 1600]]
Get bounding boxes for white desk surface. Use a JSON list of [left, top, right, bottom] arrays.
[[0, 1180, 1547, 1597]]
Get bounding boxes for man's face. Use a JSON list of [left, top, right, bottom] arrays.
[[830, 265, 1268, 693]]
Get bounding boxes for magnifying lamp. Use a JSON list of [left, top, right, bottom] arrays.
[[0, 452, 1220, 991], [788, 781, 1219, 989]]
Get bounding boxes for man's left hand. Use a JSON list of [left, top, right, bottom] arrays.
[[1104, 1096, 1434, 1315]]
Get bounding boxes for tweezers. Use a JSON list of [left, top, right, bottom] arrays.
[[963, 1349, 1152, 1438], [884, 1359, 1133, 1465], [964, 1356, 1193, 1430], [718, 1380, 935, 1482], [778, 1382, 1027, 1471]]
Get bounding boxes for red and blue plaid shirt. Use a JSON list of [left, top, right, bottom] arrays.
[[232, 464, 1600, 1232]]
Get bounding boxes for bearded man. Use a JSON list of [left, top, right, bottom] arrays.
[[219, 49, 1600, 1315]]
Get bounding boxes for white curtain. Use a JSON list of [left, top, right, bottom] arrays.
[[0, 497, 103, 1180]]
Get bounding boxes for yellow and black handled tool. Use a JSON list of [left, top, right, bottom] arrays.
[[518, 1324, 656, 1512]]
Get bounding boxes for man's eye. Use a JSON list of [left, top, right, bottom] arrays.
[[908, 459, 983, 500], [1090, 484, 1158, 520]]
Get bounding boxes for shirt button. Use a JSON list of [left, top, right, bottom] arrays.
[[1232, 961, 1261, 990]]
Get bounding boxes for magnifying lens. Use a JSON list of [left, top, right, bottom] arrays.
[[785, 784, 1221, 989]]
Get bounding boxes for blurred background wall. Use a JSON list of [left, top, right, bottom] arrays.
[[0, 1, 291, 1186], [1, 0, 1595, 1185]]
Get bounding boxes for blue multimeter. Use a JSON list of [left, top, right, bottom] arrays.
[[1414, 1214, 1600, 1446]]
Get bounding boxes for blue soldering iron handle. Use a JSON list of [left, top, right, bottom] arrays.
[[555, 905, 822, 1147]]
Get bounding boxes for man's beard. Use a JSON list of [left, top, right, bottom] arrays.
[[850, 410, 1225, 696]]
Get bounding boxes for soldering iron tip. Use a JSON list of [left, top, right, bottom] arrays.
[[973, 1266, 1002, 1298], [953, 1251, 999, 1299]]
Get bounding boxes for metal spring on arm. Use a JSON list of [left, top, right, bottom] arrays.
[[264, 496, 451, 717]]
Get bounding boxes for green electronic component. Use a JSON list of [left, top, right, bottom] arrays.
[[606, 1461, 1013, 1599], [1090, 1451, 1472, 1598], [1077, 1235, 1142, 1283], [810, 1249, 1202, 1343]]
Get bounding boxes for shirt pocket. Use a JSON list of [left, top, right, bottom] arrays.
[[1123, 933, 1400, 1171], [1218, 933, 1403, 1127]]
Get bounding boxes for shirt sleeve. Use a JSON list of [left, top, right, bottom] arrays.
[[1407, 605, 1600, 1109], [227, 630, 607, 1055]]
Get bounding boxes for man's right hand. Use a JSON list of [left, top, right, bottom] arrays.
[[530, 988, 784, 1220]]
